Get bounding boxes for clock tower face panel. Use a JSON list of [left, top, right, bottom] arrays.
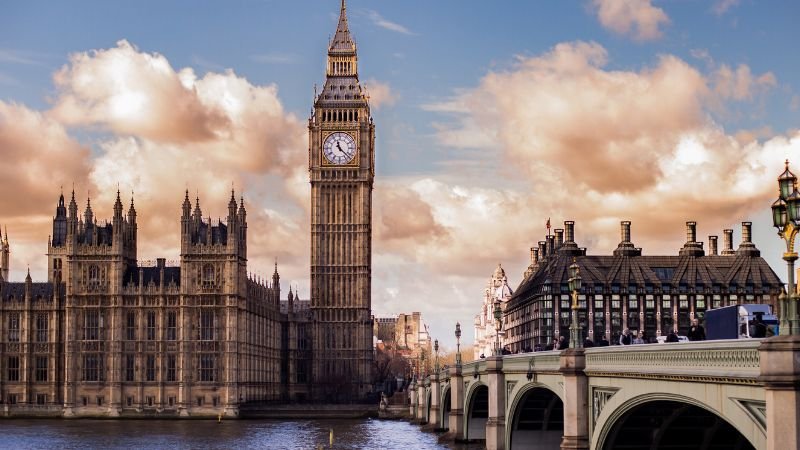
[[307, 0, 375, 400]]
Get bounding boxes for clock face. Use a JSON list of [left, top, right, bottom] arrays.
[[323, 132, 356, 165]]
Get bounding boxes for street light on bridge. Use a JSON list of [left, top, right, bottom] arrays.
[[568, 258, 583, 348], [493, 298, 503, 356], [434, 339, 439, 373], [771, 159, 800, 335], [455, 322, 462, 367]]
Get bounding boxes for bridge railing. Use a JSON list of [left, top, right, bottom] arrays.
[[583, 339, 762, 384]]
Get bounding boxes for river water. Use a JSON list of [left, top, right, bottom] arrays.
[[0, 418, 482, 449]]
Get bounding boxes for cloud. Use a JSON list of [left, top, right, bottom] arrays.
[[0, 49, 47, 65], [363, 78, 397, 109], [420, 40, 797, 264], [712, 63, 776, 101], [365, 10, 415, 35], [712, 0, 739, 16], [591, 0, 670, 41], [0, 41, 310, 292]]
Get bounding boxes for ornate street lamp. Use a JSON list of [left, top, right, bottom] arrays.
[[493, 298, 503, 356], [434, 339, 439, 373], [568, 258, 583, 348], [771, 159, 800, 335], [454, 322, 462, 366]]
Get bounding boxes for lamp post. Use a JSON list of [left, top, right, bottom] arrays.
[[568, 258, 583, 348], [434, 339, 439, 373], [493, 298, 503, 355], [771, 159, 800, 335], [455, 322, 462, 367]]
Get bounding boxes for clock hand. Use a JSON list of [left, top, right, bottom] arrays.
[[336, 142, 344, 153]]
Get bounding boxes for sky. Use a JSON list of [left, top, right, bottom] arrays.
[[1, 0, 799, 348]]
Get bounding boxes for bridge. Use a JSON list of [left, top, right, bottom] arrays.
[[407, 336, 800, 450]]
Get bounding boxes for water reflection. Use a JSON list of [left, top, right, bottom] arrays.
[[0, 418, 483, 449]]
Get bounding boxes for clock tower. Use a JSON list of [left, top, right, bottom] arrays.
[[309, 0, 374, 400]]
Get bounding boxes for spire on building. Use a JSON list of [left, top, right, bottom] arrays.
[[329, 0, 355, 53]]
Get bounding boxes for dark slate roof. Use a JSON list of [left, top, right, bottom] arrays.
[[509, 248, 783, 310], [124, 266, 181, 287], [1, 282, 64, 302]]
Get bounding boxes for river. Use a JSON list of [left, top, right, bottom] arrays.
[[0, 418, 484, 449]]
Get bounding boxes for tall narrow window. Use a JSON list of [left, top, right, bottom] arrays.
[[166, 354, 177, 382], [84, 310, 99, 340], [35, 356, 48, 382], [7, 356, 19, 381], [146, 310, 156, 341], [146, 355, 156, 382], [125, 354, 135, 382], [199, 354, 215, 382], [36, 313, 49, 342], [166, 311, 177, 341], [126, 311, 136, 340], [199, 310, 214, 341], [83, 354, 102, 381], [8, 313, 19, 342]]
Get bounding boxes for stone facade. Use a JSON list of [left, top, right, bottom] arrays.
[[504, 220, 783, 352], [308, 0, 375, 401], [0, 191, 291, 417], [474, 265, 514, 359]]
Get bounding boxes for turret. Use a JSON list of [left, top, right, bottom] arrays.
[[52, 192, 68, 247], [0, 225, 8, 281]]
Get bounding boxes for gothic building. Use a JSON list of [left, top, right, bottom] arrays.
[[1, 191, 288, 417], [503, 220, 783, 352], [473, 265, 514, 359], [308, 0, 375, 401]]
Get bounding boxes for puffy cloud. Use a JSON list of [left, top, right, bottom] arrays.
[[591, 0, 670, 41], [363, 79, 397, 109], [712, 63, 776, 101], [421, 41, 797, 262]]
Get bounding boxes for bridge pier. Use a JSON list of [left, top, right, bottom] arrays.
[[417, 379, 427, 423], [486, 355, 506, 450], [409, 381, 417, 419], [428, 373, 441, 429], [447, 365, 465, 441], [760, 336, 800, 450], [559, 349, 588, 450]]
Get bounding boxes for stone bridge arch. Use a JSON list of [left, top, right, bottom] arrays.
[[594, 392, 763, 450], [505, 382, 565, 450], [464, 380, 489, 441]]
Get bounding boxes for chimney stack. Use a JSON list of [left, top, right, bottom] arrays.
[[554, 229, 564, 247], [679, 221, 705, 256], [686, 221, 697, 243], [530, 247, 539, 264], [613, 220, 641, 256], [621, 221, 631, 243], [709, 235, 718, 256], [538, 241, 546, 260], [736, 221, 760, 256], [721, 229, 735, 255], [546, 235, 555, 257], [565, 221, 575, 243]]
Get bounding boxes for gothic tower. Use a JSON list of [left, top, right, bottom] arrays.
[[309, 0, 375, 400]]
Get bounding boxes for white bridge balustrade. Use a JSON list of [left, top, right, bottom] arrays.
[[407, 336, 800, 450]]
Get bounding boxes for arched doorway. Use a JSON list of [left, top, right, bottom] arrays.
[[466, 384, 488, 441], [509, 387, 564, 450], [441, 387, 451, 431], [602, 400, 755, 449]]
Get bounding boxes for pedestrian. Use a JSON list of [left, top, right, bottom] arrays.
[[632, 331, 644, 345], [620, 329, 632, 345], [687, 318, 706, 341], [583, 338, 594, 348], [599, 336, 610, 347], [751, 316, 767, 338], [555, 335, 567, 350], [666, 330, 679, 343]]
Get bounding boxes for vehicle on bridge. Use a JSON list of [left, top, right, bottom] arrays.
[[705, 304, 778, 340]]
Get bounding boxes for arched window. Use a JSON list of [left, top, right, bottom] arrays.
[[88, 265, 100, 283], [202, 264, 215, 288]]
